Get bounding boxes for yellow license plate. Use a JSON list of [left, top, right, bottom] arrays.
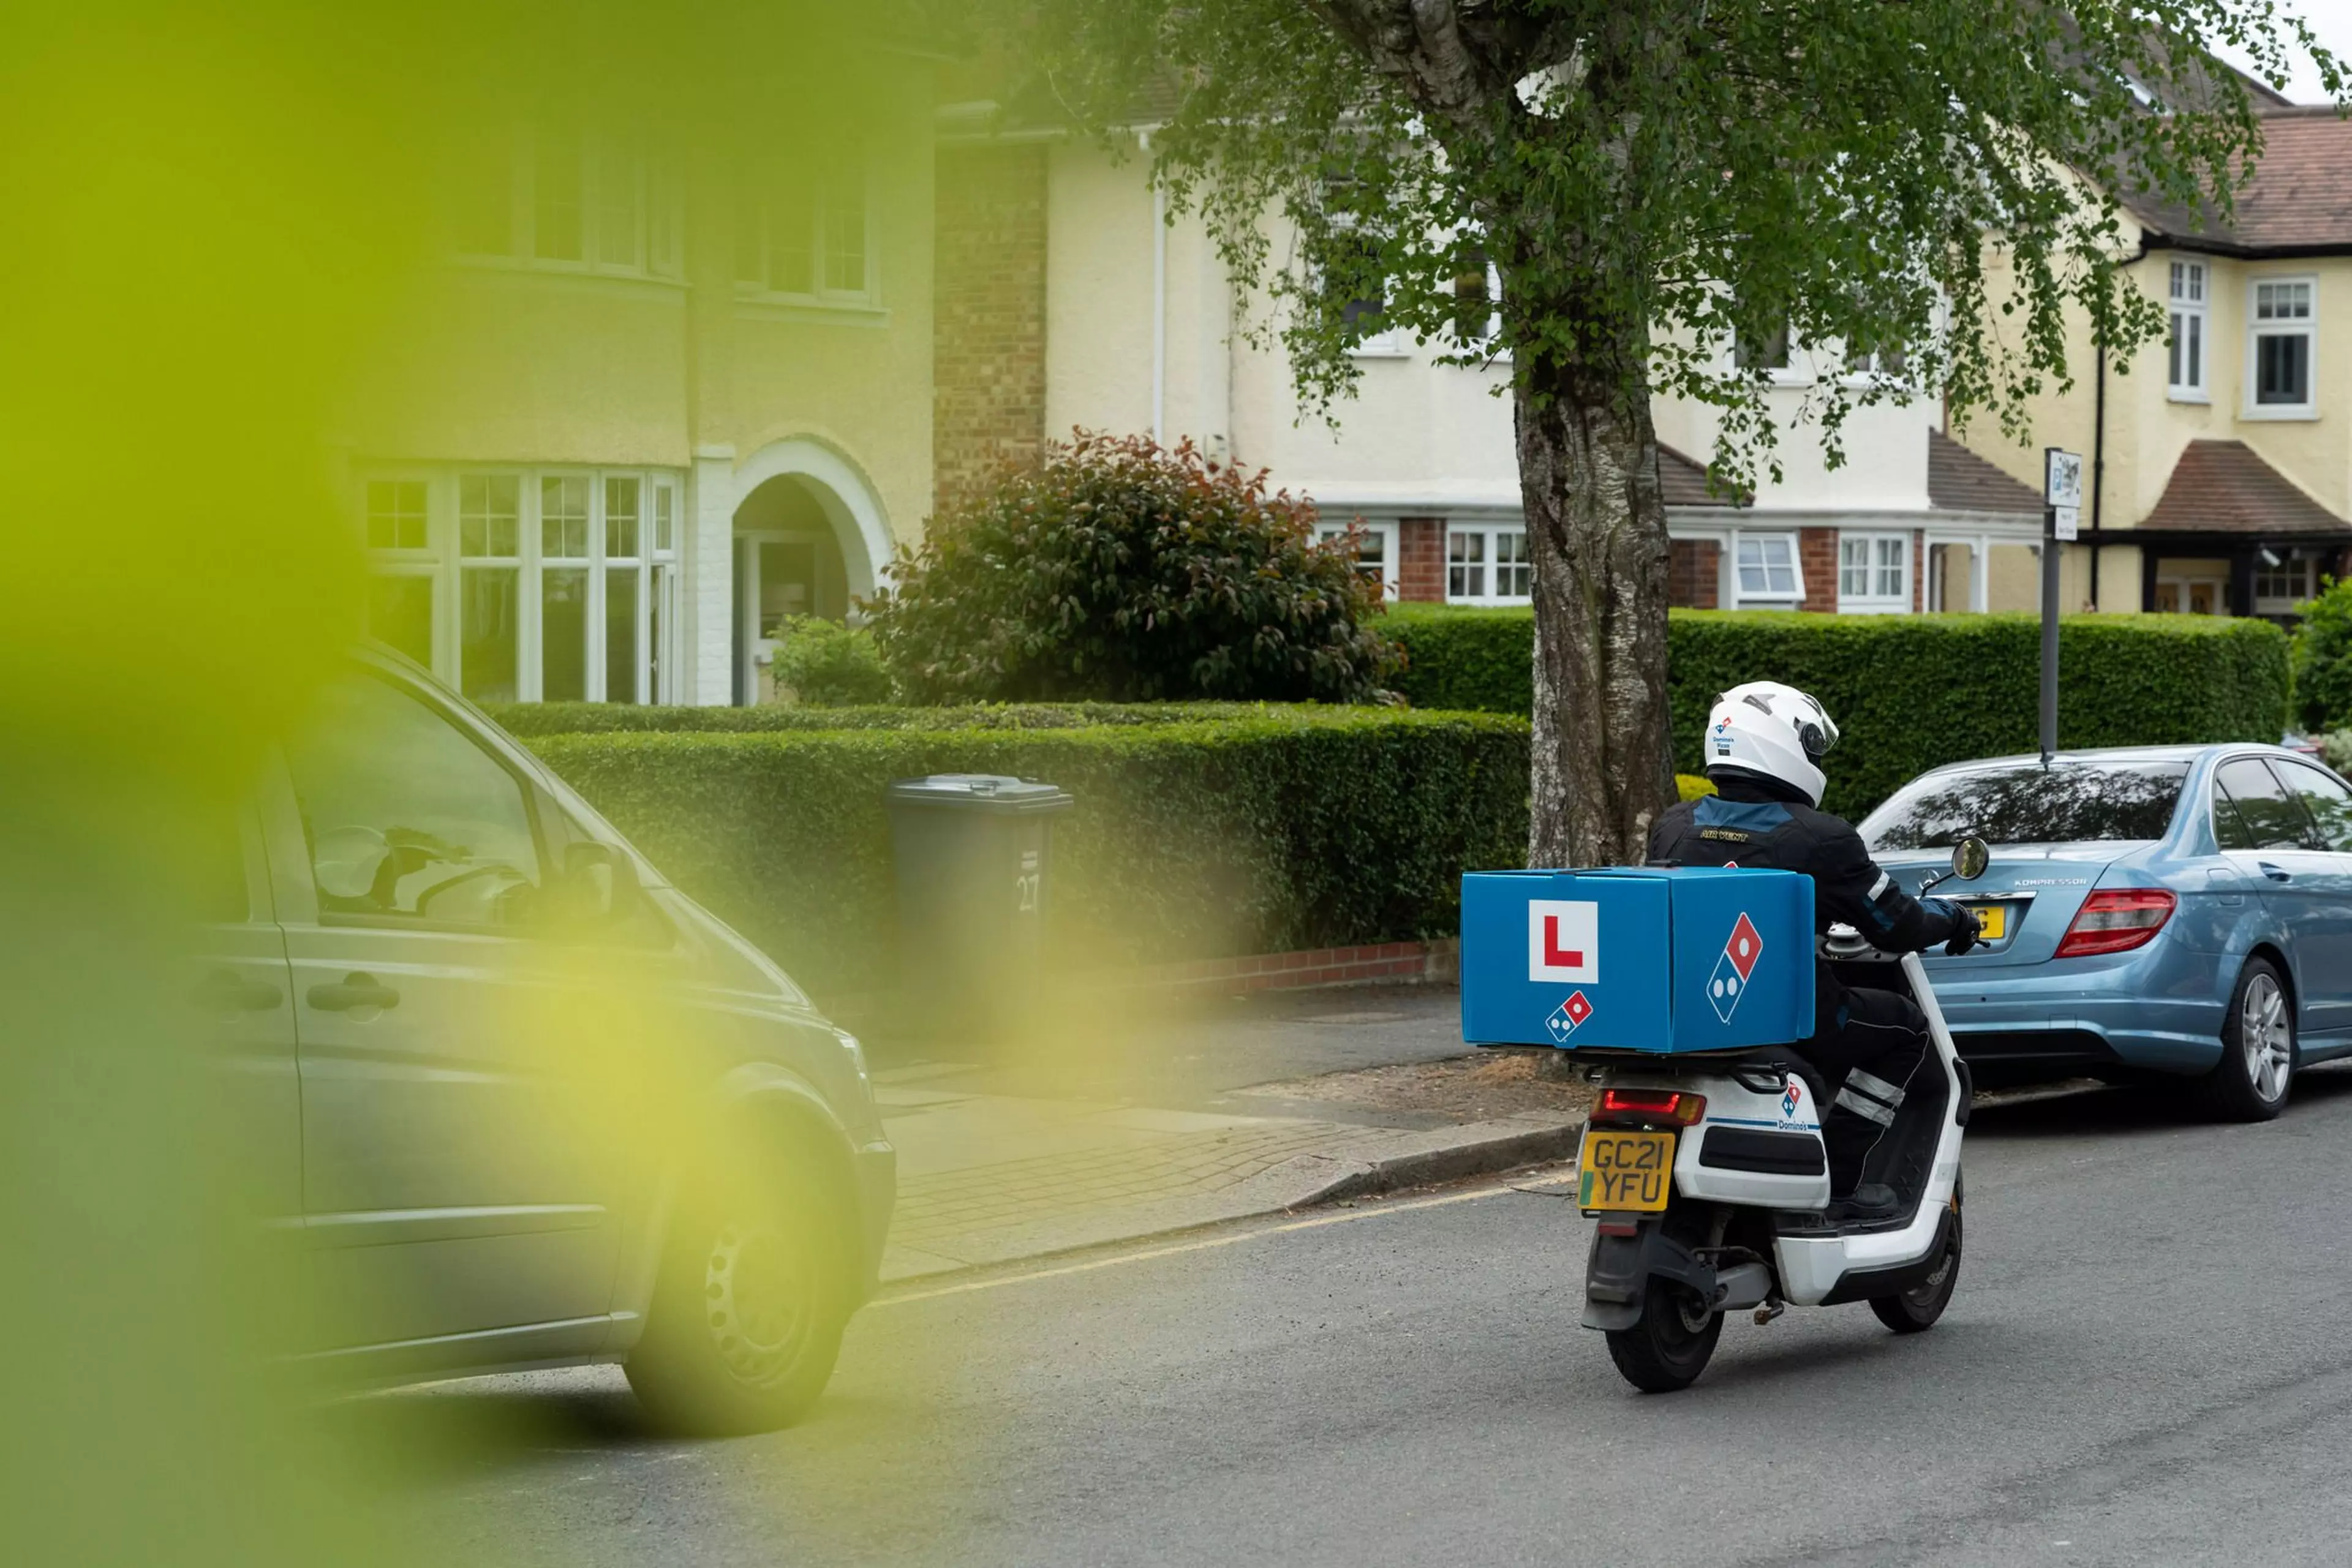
[[1578, 1129, 1675, 1213], [1965, 903, 2007, 941]]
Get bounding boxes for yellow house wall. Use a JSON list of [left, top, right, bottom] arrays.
[[1962, 229, 2352, 614], [335, 57, 936, 549]]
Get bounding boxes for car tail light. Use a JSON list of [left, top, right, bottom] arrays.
[[2055, 889, 2177, 959], [1593, 1088, 1707, 1126]]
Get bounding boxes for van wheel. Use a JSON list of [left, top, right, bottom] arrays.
[[1871, 1177, 1961, 1333], [625, 1139, 855, 1436], [1605, 1280, 1723, 1393], [2200, 958, 2296, 1123]]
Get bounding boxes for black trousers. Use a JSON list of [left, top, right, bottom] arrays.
[[1798, 989, 1930, 1194]]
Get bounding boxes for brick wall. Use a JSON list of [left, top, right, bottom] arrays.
[[933, 143, 1049, 516], [1797, 526, 1840, 613], [1399, 516, 1447, 603], [1913, 529, 1927, 612], [1669, 539, 1721, 608]]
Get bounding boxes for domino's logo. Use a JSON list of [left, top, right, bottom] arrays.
[[1545, 990, 1594, 1043], [1707, 911, 1764, 1024]]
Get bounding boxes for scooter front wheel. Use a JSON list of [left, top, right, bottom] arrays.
[[1605, 1278, 1723, 1393]]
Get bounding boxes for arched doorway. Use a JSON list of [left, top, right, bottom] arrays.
[[728, 439, 894, 705]]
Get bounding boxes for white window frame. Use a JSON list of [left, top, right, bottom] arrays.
[[451, 125, 684, 284], [1317, 520, 1400, 600], [1733, 323, 1812, 389], [1445, 524, 1532, 605], [734, 141, 880, 311], [2253, 557, 2318, 616], [2245, 274, 2318, 420], [1729, 530, 1804, 606], [360, 467, 685, 705], [1836, 530, 1912, 614], [2153, 570, 2230, 616], [1449, 251, 1504, 352], [2167, 258, 2209, 402]]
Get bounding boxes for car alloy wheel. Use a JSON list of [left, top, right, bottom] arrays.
[[2241, 970, 2293, 1106]]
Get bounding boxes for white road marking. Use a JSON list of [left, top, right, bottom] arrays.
[[872, 1169, 1580, 1308]]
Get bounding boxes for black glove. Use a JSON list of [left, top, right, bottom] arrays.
[[1937, 900, 1982, 957]]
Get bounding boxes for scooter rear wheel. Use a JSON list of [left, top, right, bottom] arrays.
[[1869, 1180, 1962, 1334], [1605, 1279, 1723, 1393]]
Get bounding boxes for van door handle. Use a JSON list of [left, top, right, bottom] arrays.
[[307, 973, 401, 1012], [195, 967, 284, 1012], [2258, 861, 2293, 883]]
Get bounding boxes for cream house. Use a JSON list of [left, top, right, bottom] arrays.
[[932, 97, 2048, 616], [1959, 105, 2352, 620], [341, 48, 937, 707]]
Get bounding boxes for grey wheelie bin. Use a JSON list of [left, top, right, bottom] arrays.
[[885, 774, 1074, 1034]]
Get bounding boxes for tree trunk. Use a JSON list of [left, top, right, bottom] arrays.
[[1518, 361, 1676, 869]]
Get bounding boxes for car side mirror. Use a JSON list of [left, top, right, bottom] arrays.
[[1951, 836, 1991, 882], [556, 840, 639, 925]]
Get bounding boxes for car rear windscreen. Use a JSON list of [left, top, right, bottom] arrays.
[[1865, 760, 2190, 850]]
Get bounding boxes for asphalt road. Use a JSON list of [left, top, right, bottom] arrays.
[[370, 1068, 2352, 1567]]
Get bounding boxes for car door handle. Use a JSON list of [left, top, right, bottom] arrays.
[[2259, 862, 2293, 883], [194, 967, 284, 1013], [306, 973, 400, 1012]]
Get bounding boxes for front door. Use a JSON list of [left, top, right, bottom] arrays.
[[270, 669, 620, 1365], [732, 533, 823, 704]]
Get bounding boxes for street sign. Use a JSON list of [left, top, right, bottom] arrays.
[[2045, 448, 2083, 509], [2052, 504, 2079, 541]]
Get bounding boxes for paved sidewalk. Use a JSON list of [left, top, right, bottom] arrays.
[[867, 986, 1591, 1282]]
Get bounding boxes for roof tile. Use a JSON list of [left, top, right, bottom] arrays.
[[2144, 439, 2348, 535], [1658, 442, 1747, 507], [1928, 429, 2046, 514]]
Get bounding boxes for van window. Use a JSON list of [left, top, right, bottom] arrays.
[[284, 674, 543, 927]]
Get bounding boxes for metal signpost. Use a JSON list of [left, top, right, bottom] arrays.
[[2041, 448, 2083, 764]]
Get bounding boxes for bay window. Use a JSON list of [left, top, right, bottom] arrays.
[[2249, 277, 2317, 415], [2168, 260, 2207, 399], [361, 467, 682, 703]]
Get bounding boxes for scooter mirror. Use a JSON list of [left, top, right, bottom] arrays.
[[1951, 836, 1991, 882]]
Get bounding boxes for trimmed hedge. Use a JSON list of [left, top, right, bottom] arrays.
[[521, 708, 1529, 998], [1384, 606, 2290, 818], [484, 700, 1372, 737], [1384, 605, 1538, 714]]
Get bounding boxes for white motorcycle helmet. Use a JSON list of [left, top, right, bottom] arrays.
[[1704, 681, 1841, 806]]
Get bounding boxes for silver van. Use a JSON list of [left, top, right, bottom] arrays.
[[199, 648, 892, 1433]]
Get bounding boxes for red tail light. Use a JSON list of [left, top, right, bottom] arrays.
[[2055, 889, 2177, 958], [1594, 1088, 1707, 1126]]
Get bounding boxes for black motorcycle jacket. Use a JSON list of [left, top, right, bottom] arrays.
[[1648, 770, 1966, 1038]]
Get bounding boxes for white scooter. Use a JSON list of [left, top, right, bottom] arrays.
[[1571, 837, 1989, 1392]]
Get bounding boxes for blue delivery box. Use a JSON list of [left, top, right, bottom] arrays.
[[1460, 867, 1814, 1053]]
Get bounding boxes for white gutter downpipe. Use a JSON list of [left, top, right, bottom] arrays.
[[1142, 128, 1166, 445]]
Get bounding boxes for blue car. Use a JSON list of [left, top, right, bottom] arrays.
[[1856, 744, 2352, 1119]]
